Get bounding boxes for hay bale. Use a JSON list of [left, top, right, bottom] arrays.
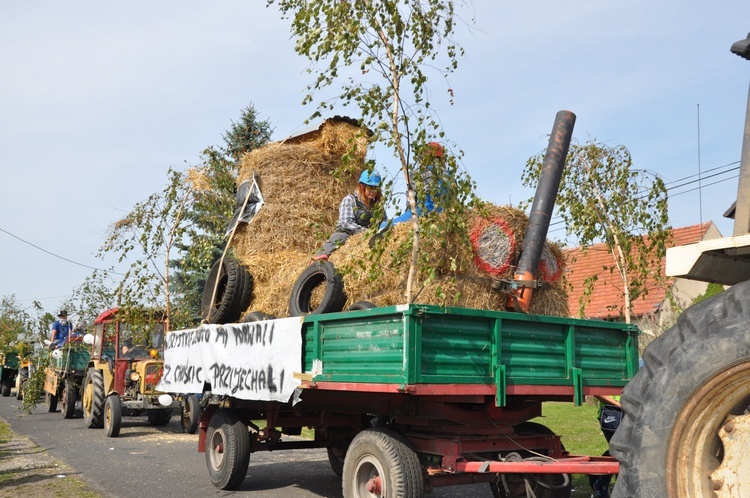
[[329, 205, 570, 317], [226, 119, 568, 318]]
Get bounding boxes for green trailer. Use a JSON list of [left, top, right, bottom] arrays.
[[184, 304, 638, 496], [43, 342, 90, 418], [0, 351, 19, 397]]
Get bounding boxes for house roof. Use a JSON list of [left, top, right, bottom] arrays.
[[564, 222, 713, 319]]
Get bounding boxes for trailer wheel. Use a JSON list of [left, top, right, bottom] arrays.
[[147, 409, 173, 426], [347, 301, 376, 311], [1, 378, 11, 397], [342, 427, 424, 498], [61, 379, 77, 419], [491, 422, 572, 498], [610, 280, 750, 498], [83, 369, 105, 429], [201, 257, 253, 324], [181, 394, 201, 434], [327, 446, 346, 477], [45, 392, 58, 412], [104, 395, 122, 437], [289, 261, 346, 317], [206, 409, 251, 490]]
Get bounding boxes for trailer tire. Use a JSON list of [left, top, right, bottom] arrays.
[[206, 409, 251, 490], [201, 258, 253, 324], [491, 422, 572, 498], [289, 261, 346, 317], [147, 409, 173, 426], [347, 301, 376, 311], [61, 379, 77, 419], [610, 280, 750, 498], [1, 378, 10, 397], [45, 392, 58, 412], [342, 426, 424, 498], [104, 395, 122, 437], [241, 311, 275, 323], [83, 369, 105, 429], [327, 446, 346, 477], [181, 394, 200, 434]]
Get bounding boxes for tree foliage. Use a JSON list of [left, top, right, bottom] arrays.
[[0, 295, 32, 354], [523, 139, 671, 323], [270, 0, 477, 302], [93, 105, 272, 330]]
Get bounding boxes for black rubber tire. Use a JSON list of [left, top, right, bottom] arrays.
[[147, 409, 173, 426], [610, 280, 750, 498], [83, 369, 105, 429], [347, 301, 376, 311], [241, 311, 275, 323], [201, 257, 253, 324], [206, 409, 251, 490], [491, 422, 572, 498], [104, 395, 122, 437], [327, 446, 346, 477], [61, 379, 77, 419], [288, 260, 347, 317], [45, 392, 58, 412], [1, 378, 10, 397], [342, 426, 424, 498], [181, 394, 201, 434]]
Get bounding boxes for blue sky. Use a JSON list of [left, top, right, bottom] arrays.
[[1, 1, 748, 318]]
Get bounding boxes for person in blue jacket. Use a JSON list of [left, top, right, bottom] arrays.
[[49, 310, 74, 349], [314, 170, 383, 260]]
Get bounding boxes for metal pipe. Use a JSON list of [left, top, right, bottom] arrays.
[[733, 80, 750, 235], [507, 110, 576, 312]]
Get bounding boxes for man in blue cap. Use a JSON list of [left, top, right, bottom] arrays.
[[49, 310, 74, 349], [314, 170, 383, 260]]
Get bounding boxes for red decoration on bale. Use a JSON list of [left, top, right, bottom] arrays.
[[470, 216, 516, 276]]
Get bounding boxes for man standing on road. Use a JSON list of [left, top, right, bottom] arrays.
[[49, 310, 73, 349]]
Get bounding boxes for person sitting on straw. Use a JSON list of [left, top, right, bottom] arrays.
[[314, 170, 383, 261]]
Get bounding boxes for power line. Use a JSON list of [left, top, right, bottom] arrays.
[[0, 226, 124, 275]]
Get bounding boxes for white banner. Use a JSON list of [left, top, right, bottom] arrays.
[[156, 317, 303, 402]]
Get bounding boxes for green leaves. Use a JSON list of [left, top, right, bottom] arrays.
[[524, 139, 671, 323], [270, 0, 474, 302]]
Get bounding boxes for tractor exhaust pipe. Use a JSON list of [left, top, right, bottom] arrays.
[[507, 110, 576, 312]]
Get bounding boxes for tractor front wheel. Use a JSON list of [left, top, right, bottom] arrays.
[[104, 395, 122, 437], [181, 394, 200, 434], [45, 392, 58, 412], [205, 409, 250, 490]]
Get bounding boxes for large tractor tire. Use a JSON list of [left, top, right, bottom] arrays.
[[61, 379, 77, 419], [1, 378, 11, 397], [201, 257, 253, 324], [104, 395, 122, 438], [610, 280, 750, 498], [83, 369, 105, 429], [205, 409, 251, 490], [288, 261, 346, 317], [342, 426, 423, 498]]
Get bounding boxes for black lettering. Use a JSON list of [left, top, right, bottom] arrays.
[[267, 365, 277, 393], [162, 364, 172, 385], [215, 327, 228, 347]]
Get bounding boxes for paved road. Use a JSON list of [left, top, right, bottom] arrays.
[[0, 396, 489, 497]]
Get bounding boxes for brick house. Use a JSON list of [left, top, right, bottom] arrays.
[[564, 222, 722, 340]]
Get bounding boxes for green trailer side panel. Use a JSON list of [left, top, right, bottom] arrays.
[[302, 305, 638, 389], [51, 346, 90, 372]]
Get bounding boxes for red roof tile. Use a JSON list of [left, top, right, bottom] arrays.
[[564, 223, 712, 319]]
